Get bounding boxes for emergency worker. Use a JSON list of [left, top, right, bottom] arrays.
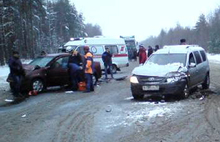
[[83, 46, 94, 93]]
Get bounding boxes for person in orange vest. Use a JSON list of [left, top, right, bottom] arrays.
[[83, 46, 94, 93]]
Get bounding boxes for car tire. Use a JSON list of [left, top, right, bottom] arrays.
[[32, 79, 45, 93], [112, 64, 117, 74], [132, 93, 144, 100], [179, 83, 189, 99], [202, 74, 210, 89]]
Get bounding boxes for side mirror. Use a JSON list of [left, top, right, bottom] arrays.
[[189, 63, 196, 68]]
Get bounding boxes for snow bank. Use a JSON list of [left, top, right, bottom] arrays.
[[207, 54, 220, 64], [0, 59, 32, 87], [0, 66, 9, 77]]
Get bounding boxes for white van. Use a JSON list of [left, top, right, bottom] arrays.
[[63, 37, 129, 73]]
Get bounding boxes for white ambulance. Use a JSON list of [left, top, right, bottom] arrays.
[[63, 37, 129, 73]]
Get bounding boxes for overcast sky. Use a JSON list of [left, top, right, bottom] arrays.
[[70, 0, 219, 41]]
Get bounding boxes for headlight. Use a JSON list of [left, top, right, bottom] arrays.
[[166, 72, 186, 83], [130, 76, 139, 84]]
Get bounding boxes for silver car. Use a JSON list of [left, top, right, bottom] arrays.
[[130, 45, 210, 100]]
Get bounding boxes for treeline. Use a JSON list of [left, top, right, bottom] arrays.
[[0, 0, 102, 65], [142, 7, 220, 53]]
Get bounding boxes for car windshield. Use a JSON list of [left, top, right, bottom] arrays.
[[146, 54, 186, 66], [29, 56, 54, 67]]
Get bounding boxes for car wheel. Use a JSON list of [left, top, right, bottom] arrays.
[[32, 79, 45, 93], [202, 74, 210, 89], [132, 93, 144, 100], [180, 83, 189, 99], [112, 64, 117, 74]]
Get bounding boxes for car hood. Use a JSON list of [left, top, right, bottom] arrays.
[[132, 63, 183, 77], [23, 64, 36, 71]]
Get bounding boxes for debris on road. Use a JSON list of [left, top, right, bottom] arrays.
[[21, 114, 27, 118], [114, 75, 127, 81], [65, 91, 75, 94], [199, 95, 205, 101], [4, 99, 14, 102], [28, 90, 38, 96], [106, 105, 112, 112]]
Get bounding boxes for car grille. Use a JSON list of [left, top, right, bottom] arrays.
[[137, 76, 165, 84]]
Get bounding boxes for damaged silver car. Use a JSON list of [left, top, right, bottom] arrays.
[[130, 45, 210, 100]]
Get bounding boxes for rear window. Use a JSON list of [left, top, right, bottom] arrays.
[[193, 51, 202, 64], [200, 50, 207, 61], [29, 57, 54, 67]]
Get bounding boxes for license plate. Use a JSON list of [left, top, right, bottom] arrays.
[[142, 85, 159, 91]]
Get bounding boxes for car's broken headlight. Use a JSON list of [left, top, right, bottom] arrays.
[[165, 72, 186, 83], [130, 76, 139, 84]]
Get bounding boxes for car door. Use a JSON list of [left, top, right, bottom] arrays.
[[188, 52, 199, 87], [46, 56, 70, 86], [199, 50, 208, 82], [193, 51, 204, 84]]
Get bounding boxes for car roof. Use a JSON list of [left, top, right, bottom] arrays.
[[64, 37, 126, 47], [45, 53, 70, 57], [154, 45, 205, 54]]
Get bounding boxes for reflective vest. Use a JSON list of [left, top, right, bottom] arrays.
[[84, 52, 93, 74]]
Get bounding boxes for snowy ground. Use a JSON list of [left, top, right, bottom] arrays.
[[207, 53, 220, 64], [0, 58, 220, 142]]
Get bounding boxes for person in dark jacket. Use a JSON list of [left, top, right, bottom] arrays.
[[8, 51, 25, 98], [180, 39, 187, 45], [102, 47, 113, 79], [138, 45, 147, 64], [40, 50, 47, 56], [148, 46, 153, 57], [68, 50, 83, 91], [155, 45, 160, 51]]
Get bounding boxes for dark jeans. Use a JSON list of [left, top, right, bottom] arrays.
[[11, 74, 22, 97], [85, 73, 94, 91], [69, 63, 81, 90], [104, 64, 113, 79]]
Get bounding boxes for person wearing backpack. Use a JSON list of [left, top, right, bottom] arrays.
[[102, 47, 113, 79]]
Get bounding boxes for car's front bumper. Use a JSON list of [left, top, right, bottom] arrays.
[[131, 79, 186, 97]]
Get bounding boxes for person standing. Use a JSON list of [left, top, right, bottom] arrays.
[[83, 46, 94, 93], [148, 46, 153, 57], [40, 50, 47, 56], [155, 45, 160, 51], [102, 47, 114, 79], [68, 50, 83, 91], [180, 39, 187, 45], [8, 51, 25, 99], [138, 45, 147, 64]]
